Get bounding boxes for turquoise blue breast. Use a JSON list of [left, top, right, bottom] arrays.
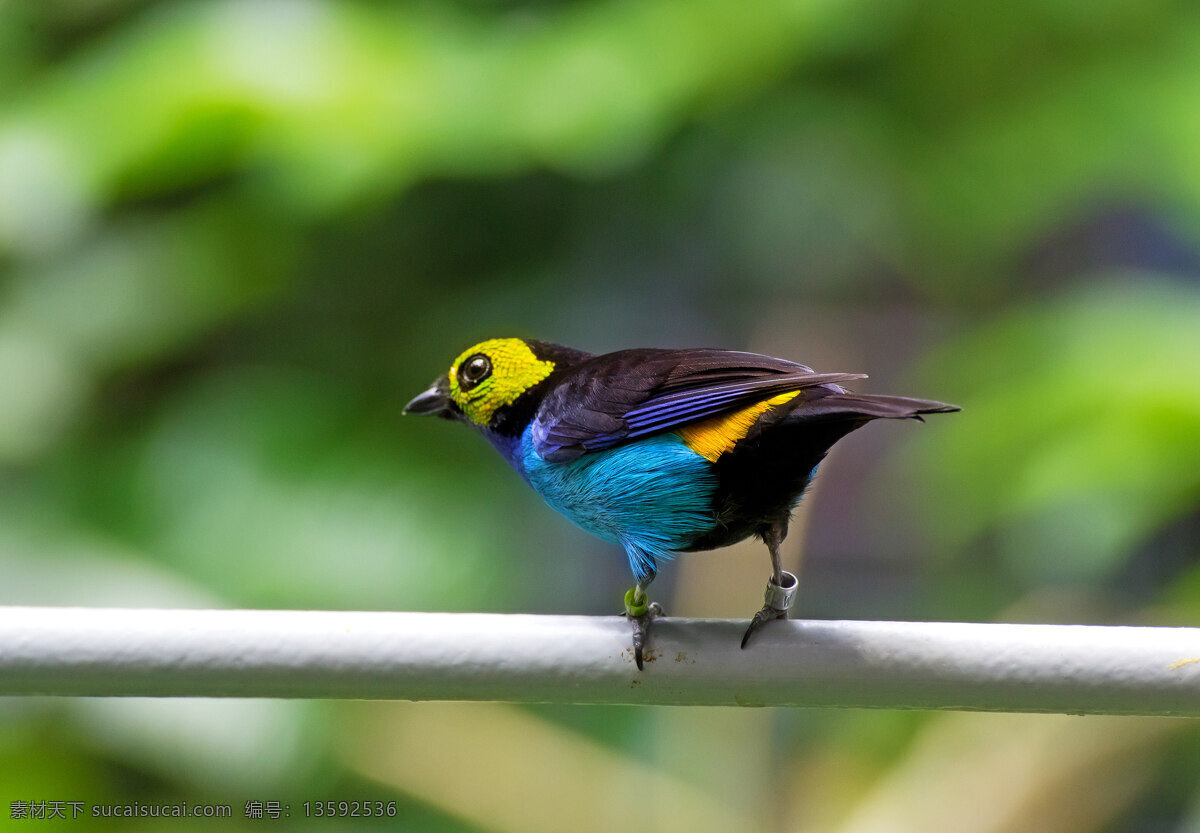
[[515, 426, 717, 582]]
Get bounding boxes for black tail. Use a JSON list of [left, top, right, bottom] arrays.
[[794, 393, 960, 423]]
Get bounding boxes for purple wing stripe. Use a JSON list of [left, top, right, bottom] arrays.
[[622, 373, 862, 427]]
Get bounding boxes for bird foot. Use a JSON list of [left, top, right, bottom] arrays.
[[741, 570, 798, 649], [623, 588, 663, 671]]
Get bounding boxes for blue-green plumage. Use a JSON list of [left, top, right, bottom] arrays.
[[517, 426, 716, 584]]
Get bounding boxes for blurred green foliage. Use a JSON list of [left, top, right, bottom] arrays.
[[2, 0, 1199, 831]]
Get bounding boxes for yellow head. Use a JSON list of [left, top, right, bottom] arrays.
[[442, 338, 557, 426]]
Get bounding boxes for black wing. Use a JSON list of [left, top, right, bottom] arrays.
[[530, 348, 865, 462]]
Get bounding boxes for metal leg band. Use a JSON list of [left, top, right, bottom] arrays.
[[763, 570, 798, 612]]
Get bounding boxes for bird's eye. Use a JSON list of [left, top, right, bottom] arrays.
[[458, 354, 492, 390]]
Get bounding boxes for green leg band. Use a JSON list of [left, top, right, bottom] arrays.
[[624, 587, 648, 618]]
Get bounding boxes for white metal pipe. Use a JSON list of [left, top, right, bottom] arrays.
[[1, 607, 1198, 714]]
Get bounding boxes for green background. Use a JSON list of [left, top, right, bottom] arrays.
[[2, 0, 1200, 830]]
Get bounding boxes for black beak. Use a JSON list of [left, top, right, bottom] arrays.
[[403, 377, 453, 417]]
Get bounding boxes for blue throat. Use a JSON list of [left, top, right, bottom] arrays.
[[481, 429, 525, 476]]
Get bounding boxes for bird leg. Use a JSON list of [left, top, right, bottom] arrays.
[[741, 522, 799, 648], [623, 582, 662, 671]]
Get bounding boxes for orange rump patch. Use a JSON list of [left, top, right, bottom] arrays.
[[676, 391, 799, 462]]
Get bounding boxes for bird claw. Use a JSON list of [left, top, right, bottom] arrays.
[[740, 604, 788, 648], [630, 603, 663, 670], [623, 592, 663, 670], [740, 570, 799, 649]]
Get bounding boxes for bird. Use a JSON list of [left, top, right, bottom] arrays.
[[405, 337, 958, 669]]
